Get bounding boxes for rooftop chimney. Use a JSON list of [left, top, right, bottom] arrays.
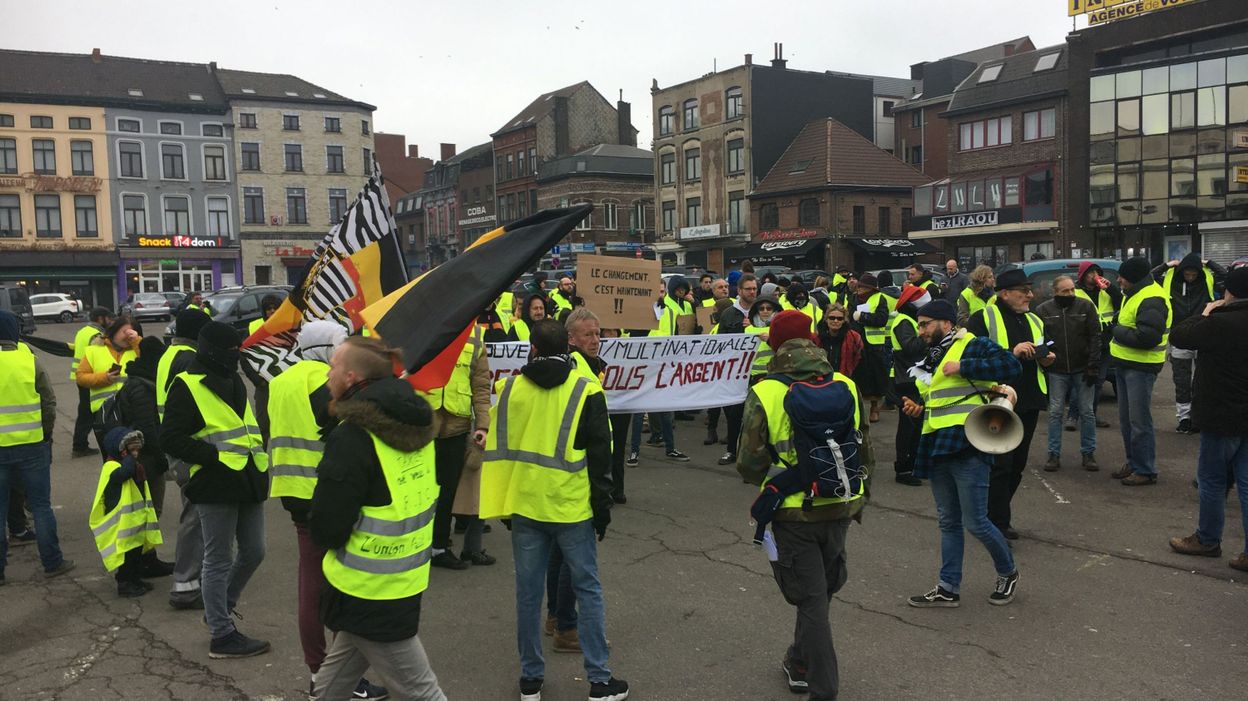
[[91, 48, 101, 64], [771, 43, 787, 70], [744, 53, 753, 66], [408, 145, 420, 159], [440, 143, 456, 161], [617, 97, 635, 147]]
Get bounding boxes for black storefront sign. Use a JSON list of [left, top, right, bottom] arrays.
[[728, 238, 825, 265], [932, 211, 999, 230]]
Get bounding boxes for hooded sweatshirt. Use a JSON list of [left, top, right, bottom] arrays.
[[310, 377, 436, 641], [116, 337, 167, 475], [1151, 252, 1227, 324]]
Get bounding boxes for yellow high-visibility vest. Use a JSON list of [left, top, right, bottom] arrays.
[[321, 432, 437, 600], [167, 372, 268, 479], [860, 293, 888, 346], [71, 324, 102, 381], [1110, 281, 1173, 365], [961, 287, 996, 320], [420, 325, 482, 417], [267, 360, 328, 500], [1162, 266, 1215, 302], [919, 332, 1001, 434], [779, 298, 824, 332], [0, 342, 44, 447], [1074, 288, 1115, 326], [888, 314, 918, 379], [983, 304, 1047, 395], [156, 344, 194, 421], [85, 344, 136, 412], [744, 325, 774, 376], [89, 459, 161, 571]]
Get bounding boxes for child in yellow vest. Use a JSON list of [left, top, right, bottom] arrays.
[[89, 427, 162, 598]]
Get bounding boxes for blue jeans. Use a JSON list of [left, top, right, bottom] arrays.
[[546, 544, 576, 632], [1047, 372, 1096, 456], [198, 501, 266, 639], [1195, 432, 1248, 555], [929, 451, 1015, 594], [1116, 367, 1158, 476], [512, 516, 610, 683], [0, 442, 64, 575], [630, 412, 674, 453]]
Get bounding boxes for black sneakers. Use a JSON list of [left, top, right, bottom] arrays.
[[781, 657, 809, 693], [625, 452, 638, 467], [908, 586, 960, 608], [989, 570, 1020, 605], [717, 452, 736, 466], [430, 551, 470, 570], [519, 677, 543, 701], [117, 580, 148, 598], [665, 450, 690, 462], [208, 630, 271, 659], [895, 472, 923, 486], [352, 678, 389, 700], [588, 677, 629, 701]]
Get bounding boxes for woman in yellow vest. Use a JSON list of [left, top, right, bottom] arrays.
[[90, 427, 162, 598], [849, 273, 890, 423], [76, 317, 141, 411], [957, 265, 996, 327]]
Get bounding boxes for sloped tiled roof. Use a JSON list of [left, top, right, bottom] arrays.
[[752, 118, 929, 196], [215, 68, 374, 110], [946, 36, 1034, 66], [0, 49, 228, 112], [493, 81, 594, 136], [945, 45, 1068, 117]]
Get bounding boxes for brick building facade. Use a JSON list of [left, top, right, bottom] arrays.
[[373, 132, 432, 205]]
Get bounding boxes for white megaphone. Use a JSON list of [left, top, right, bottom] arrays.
[[964, 389, 1024, 455]]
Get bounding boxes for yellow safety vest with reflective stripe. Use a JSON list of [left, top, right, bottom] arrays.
[[0, 343, 44, 447], [744, 325, 774, 376], [248, 317, 264, 336], [658, 296, 693, 336], [888, 314, 918, 379], [703, 296, 738, 308], [751, 372, 864, 510], [1162, 266, 1215, 303], [85, 344, 136, 412], [779, 298, 824, 331], [71, 323, 102, 380], [961, 288, 996, 320], [983, 304, 1047, 395], [156, 344, 194, 421], [480, 373, 598, 523], [860, 292, 888, 346], [421, 325, 482, 417], [571, 350, 604, 388], [497, 291, 515, 333], [551, 290, 574, 313], [322, 431, 437, 600], [188, 302, 212, 317], [1110, 281, 1173, 365], [916, 280, 938, 295], [89, 459, 161, 572], [512, 319, 531, 341], [1074, 288, 1115, 326], [920, 331, 1000, 434], [267, 360, 329, 499], [168, 372, 268, 478]]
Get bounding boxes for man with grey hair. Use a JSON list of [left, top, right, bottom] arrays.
[[1035, 275, 1101, 472], [944, 259, 969, 304]]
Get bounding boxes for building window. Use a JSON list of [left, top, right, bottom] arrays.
[[684, 147, 701, 181], [35, 194, 61, 237], [363, 148, 372, 175], [30, 115, 53, 129], [329, 188, 348, 224], [882, 100, 895, 118], [911, 110, 922, 128], [239, 113, 257, 129], [243, 187, 265, 224], [122, 195, 146, 236], [202, 123, 224, 137], [71, 140, 94, 176], [659, 106, 675, 135], [959, 116, 1012, 150], [685, 197, 701, 227], [909, 145, 922, 165], [161, 143, 185, 179], [517, 194, 527, 220], [118, 118, 141, 133], [326, 145, 344, 173], [283, 114, 301, 131], [726, 87, 744, 120], [0, 114, 13, 128], [497, 196, 507, 223], [0, 194, 20, 237], [528, 147, 537, 174], [518, 150, 527, 178], [631, 201, 645, 233], [603, 202, 618, 230], [659, 152, 676, 185], [361, 119, 370, 136], [728, 191, 745, 234], [852, 205, 865, 233], [324, 116, 341, 133], [727, 138, 744, 175], [530, 189, 538, 214], [241, 142, 260, 171], [32, 139, 55, 174], [205, 197, 230, 237], [878, 206, 891, 235], [660, 200, 676, 232], [287, 188, 308, 224], [159, 122, 182, 135], [683, 99, 699, 130], [204, 145, 227, 180], [0, 138, 15, 174], [163, 196, 191, 235], [255, 265, 272, 285], [1024, 108, 1056, 141], [119, 141, 143, 177], [285, 143, 303, 172], [69, 117, 91, 130], [506, 153, 514, 180], [901, 207, 912, 234], [798, 198, 820, 227], [759, 202, 779, 229]]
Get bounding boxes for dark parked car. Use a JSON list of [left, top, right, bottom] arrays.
[[165, 286, 291, 340], [995, 259, 1122, 306], [874, 266, 949, 300], [0, 285, 37, 334]]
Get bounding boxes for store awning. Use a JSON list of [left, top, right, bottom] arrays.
[[728, 238, 824, 264], [846, 238, 937, 256]]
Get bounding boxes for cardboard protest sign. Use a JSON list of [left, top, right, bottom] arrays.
[[675, 313, 696, 335], [695, 304, 715, 333], [578, 254, 661, 330]]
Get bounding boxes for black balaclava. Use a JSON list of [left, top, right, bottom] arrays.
[[1055, 295, 1075, 309], [197, 321, 242, 375]]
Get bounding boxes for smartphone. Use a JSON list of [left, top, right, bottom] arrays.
[[109, 363, 123, 374]]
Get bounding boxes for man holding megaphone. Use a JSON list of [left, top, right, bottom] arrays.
[[899, 299, 1024, 609]]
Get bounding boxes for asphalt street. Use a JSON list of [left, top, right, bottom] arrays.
[[1, 321, 1245, 700]]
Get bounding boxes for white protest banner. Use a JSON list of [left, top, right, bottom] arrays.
[[484, 334, 760, 413]]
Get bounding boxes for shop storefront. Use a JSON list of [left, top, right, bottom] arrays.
[[845, 237, 939, 272], [727, 237, 827, 269], [240, 237, 320, 287], [0, 250, 119, 310], [117, 237, 241, 298]]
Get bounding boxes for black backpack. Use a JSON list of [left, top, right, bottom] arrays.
[[92, 390, 127, 436], [749, 373, 864, 543]]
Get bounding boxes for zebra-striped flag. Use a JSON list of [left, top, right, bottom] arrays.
[[242, 160, 408, 380]]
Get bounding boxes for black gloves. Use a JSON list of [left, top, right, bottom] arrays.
[[1083, 371, 1099, 387], [592, 509, 611, 542]]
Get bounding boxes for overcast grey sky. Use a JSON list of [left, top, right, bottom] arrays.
[[10, 0, 1082, 158]]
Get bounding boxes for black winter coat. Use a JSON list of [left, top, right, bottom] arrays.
[[1034, 296, 1101, 376], [115, 375, 167, 476], [1170, 300, 1248, 436], [1151, 253, 1227, 325]]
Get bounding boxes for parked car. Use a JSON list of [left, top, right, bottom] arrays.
[[122, 292, 180, 321], [789, 270, 832, 288], [28, 293, 82, 323], [0, 285, 36, 334], [166, 286, 291, 339], [749, 265, 793, 283], [874, 266, 949, 300], [995, 258, 1122, 306]]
